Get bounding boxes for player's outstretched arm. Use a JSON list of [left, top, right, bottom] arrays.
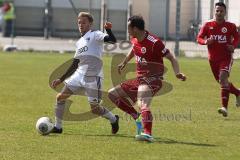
[[104, 22, 117, 43], [164, 52, 186, 81], [51, 59, 79, 88], [118, 49, 134, 74]]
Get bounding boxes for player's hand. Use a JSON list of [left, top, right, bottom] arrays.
[[118, 62, 126, 74], [205, 38, 214, 45], [104, 22, 112, 29], [227, 45, 235, 53], [176, 73, 186, 81], [51, 79, 62, 89]]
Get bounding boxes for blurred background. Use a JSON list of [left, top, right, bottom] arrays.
[[0, 0, 239, 56]]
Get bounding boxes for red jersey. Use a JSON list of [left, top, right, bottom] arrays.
[[197, 20, 239, 61], [131, 31, 169, 78]]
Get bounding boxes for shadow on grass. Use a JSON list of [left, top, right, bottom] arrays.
[[223, 118, 240, 121], [64, 132, 133, 139], [41, 134, 59, 137], [63, 132, 217, 147], [154, 137, 217, 147]]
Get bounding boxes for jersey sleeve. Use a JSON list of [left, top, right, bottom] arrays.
[[197, 22, 208, 45], [94, 30, 107, 42], [73, 41, 79, 58], [231, 23, 239, 48], [153, 40, 169, 57], [73, 49, 79, 58]]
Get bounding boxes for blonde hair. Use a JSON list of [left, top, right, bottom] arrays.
[[78, 12, 94, 23]]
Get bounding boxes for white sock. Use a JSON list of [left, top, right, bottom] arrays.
[[102, 107, 117, 123], [55, 117, 62, 129], [54, 101, 65, 129]]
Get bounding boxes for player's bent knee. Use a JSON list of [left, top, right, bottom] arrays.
[[90, 104, 101, 114], [108, 88, 118, 100], [108, 88, 117, 95], [56, 93, 69, 101], [138, 86, 152, 97], [219, 72, 229, 82], [219, 78, 229, 87], [140, 103, 151, 112], [139, 98, 151, 111], [137, 96, 152, 108]]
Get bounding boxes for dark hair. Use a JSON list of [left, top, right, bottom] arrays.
[[215, 2, 226, 10], [128, 15, 145, 30]]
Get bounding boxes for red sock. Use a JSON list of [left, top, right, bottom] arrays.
[[141, 106, 153, 135], [221, 86, 230, 108], [229, 83, 240, 96], [108, 93, 138, 119]]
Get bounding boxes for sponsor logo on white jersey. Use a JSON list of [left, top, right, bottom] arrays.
[[77, 46, 88, 54]]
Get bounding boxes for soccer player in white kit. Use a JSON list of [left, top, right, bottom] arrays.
[[50, 12, 119, 134]]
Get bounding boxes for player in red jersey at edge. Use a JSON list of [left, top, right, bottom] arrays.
[[108, 15, 186, 142], [197, 2, 240, 117]]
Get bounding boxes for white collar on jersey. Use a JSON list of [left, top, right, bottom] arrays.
[[81, 30, 92, 37]]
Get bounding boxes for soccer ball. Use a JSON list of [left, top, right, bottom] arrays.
[[36, 117, 54, 135]]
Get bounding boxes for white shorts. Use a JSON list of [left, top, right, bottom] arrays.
[[64, 72, 103, 103]]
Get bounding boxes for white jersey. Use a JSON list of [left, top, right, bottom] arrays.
[[74, 30, 107, 77]]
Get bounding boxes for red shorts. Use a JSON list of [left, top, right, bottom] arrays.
[[209, 58, 233, 81], [120, 76, 162, 103]]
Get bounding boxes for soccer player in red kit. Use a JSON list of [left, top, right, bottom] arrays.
[[197, 2, 240, 117], [108, 15, 186, 142]]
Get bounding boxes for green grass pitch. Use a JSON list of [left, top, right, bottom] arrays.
[[0, 52, 240, 160]]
